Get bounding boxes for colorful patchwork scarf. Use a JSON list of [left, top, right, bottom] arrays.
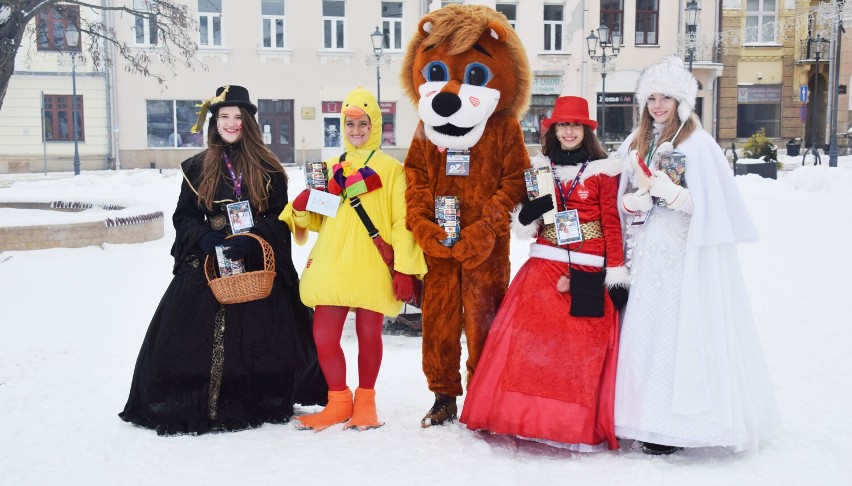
[[327, 151, 383, 198]]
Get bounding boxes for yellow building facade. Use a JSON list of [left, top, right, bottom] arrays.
[[719, 0, 850, 153]]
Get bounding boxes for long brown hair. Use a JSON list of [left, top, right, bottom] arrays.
[[196, 106, 286, 212], [629, 100, 698, 159], [541, 124, 608, 160]]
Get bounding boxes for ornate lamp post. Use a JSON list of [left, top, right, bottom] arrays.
[[64, 25, 81, 176], [684, 0, 701, 71], [586, 25, 621, 144], [370, 26, 384, 105], [804, 35, 829, 165], [827, 0, 845, 168]]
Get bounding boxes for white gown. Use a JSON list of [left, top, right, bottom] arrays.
[[614, 127, 780, 451]]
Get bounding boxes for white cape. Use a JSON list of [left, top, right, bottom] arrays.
[[615, 129, 779, 450]]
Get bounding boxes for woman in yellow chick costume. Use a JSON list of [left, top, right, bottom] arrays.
[[279, 87, 427, 431]]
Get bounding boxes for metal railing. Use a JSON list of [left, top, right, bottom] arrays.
[[799, 38, 831, 60], [676, 34, 721, 65]]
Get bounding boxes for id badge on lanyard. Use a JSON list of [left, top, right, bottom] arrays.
[[445, 149, 470, 176]]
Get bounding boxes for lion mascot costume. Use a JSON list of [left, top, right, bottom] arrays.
[[401, 4, 531, 427]]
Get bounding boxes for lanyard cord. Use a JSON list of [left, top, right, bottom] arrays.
[[223, 153, 243, 200], [552, 159, 591, 211], [552, 159, 591, 255], [647, 118, 687, 168]]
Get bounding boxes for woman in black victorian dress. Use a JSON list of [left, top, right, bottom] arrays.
[[119, 85, 327, 436]]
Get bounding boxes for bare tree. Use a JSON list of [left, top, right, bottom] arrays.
[[0, 0, 202, 111]]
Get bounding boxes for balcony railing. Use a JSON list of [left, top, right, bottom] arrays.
[[675, 34, 721, 65], [799, 38, 831, 61]]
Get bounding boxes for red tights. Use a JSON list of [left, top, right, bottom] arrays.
[[312, 305, 384, 391]]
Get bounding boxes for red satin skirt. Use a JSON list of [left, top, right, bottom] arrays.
[[460, 256, 620, 450]]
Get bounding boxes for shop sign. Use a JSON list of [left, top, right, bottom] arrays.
[[533, 76, 562, 95], [737, 85, 782, 103], [597, 93, 633, 104], [322, 101, 342, 113]]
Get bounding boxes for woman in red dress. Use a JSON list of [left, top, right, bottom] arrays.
[[460, 96, 628, 451]]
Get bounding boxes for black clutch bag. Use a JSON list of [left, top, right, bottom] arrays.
[[568, 267, 605, 317]]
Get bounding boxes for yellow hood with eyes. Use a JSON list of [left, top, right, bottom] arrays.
[[341, 86, 383, 152]]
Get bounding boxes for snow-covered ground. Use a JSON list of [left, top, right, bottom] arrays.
[[1, 155, 850, 485]]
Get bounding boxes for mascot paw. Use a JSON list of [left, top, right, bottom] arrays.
[[412, 221, 452, 259], [451, 222, 496, 269]]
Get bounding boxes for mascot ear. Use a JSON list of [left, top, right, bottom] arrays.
[[418, 17, 433, 36], [486, 21, 508, 43]]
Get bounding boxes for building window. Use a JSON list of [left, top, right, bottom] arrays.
[[261, 0, 286, 48], [37, 5, 80, 51], [133, 0, 158, 46], [381, 2, 403, 50], [198, 0, 222, 47], [496, 3, 517, 30], [746, 0, 776, 44], [600, 0, 624, 40], [736, 85, 781, 137], [635, 0, 658, 45], [380, 102, 397, 146], [43, 95, 84, 142], [322, 101, 343, 148], [523, 95, 558, 145], [543, 5, 564, 52], [146, 100, 205, 148], [596, 93, 635, 146], [323, 0, 345, 49]]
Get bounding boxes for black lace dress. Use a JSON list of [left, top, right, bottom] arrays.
[[119, 151, 327, 436]]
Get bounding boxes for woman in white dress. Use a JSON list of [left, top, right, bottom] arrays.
[[614, 56, 780, 454]]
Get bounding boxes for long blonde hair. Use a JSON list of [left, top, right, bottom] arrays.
[[196, 106, 286, 212], [629, 100, 698, 159]]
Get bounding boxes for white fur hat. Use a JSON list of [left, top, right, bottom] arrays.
[[635, 56, 698, 123]]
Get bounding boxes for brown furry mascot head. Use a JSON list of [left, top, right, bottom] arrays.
[[400, 4, 531, 150]]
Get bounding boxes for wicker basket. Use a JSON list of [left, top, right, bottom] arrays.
[[204, 233, 276, 304]]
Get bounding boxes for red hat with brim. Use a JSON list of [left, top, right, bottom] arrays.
[[541, 96, 598, 133]]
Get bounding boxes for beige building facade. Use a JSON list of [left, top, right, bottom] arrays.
[[0, 5, 112, 174], [2, 0, 846, 174], [580, 0, 723, 148]]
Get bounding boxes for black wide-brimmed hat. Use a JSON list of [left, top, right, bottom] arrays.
[[209, 85, 257, 115], [190, 85, 258, 133]]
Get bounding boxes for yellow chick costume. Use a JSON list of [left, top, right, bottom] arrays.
[[280, 87, 427, 316]]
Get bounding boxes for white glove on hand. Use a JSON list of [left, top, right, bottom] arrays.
[[650, 170, 689, 210], [622, 189, 653, 213], [630, 150, 651, 191]]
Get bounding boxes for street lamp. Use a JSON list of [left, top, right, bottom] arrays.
[[684, 0, 701, 71], [827, 0, 845, 168], [64, 24, 81, 176], [804, 35, 828, 166], [370, 26, 384, 105], [586, 24, 621, 145]]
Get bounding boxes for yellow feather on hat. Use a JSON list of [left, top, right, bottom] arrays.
[[190, 85, 230, 134]]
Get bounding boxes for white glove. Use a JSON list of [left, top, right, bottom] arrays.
[[622, 189, 653, 213], [650, 170, 689, 210], [630, 150, 651, 191]]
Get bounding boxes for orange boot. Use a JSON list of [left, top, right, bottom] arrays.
[[345, 388, 384, 430], [296, 388, 353, 431]]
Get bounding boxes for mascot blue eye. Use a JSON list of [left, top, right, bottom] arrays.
[[422, 61, 449, 82], [464, 63, 492, 87]]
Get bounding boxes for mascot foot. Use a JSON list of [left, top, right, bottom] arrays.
[[344, 388, 384, 431], [295, 388, 353, 431], [420, 393, 457, 428]]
